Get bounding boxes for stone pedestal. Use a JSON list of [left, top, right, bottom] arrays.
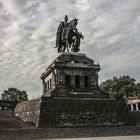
[[41, 52, 101, 97]]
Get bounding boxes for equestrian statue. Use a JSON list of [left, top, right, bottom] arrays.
[[56, 15, 84, 53]]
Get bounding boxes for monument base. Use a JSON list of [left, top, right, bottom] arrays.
[[14, 53, 130, 127], [15, 96, 130, 127]]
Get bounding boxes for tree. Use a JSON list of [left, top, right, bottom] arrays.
[[100, 75, 139, 98], [1, 87, 28, 102]]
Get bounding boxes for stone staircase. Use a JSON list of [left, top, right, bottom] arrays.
[[0, 110, 34, 129]]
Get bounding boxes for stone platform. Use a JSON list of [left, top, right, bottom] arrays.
[[0, 110, 140, 140], [1, 125, 140, 140]]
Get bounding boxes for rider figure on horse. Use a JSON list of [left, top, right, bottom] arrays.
[[61, 15, 69, 42]]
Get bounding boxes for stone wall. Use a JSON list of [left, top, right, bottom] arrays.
[[14, 98, 42, 126], [129, 111, 140, 124], [14, 96, 131, 127]]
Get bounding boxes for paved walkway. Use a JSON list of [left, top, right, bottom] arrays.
[[42, 136, 140, 140]]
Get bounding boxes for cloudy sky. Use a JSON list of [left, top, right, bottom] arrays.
[[0, 0, 140, 99]]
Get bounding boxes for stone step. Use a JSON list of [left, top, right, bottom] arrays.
[[0, 111, 34, 129]]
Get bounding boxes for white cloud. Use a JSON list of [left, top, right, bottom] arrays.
[[0, 0, 140, 98]]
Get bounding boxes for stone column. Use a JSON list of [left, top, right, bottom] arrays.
[[71, 75, 75, 89], [131, 104, 134, 111], [56, 70, 66, 89], [47, 81, 50, 90], [90, 75, 96, 89], [80, 76, 84, 89], [52, 71, 56, 89], [136, 103, 139, 111]]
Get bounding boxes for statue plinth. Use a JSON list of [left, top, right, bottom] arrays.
[[41, 52, 103, 97]]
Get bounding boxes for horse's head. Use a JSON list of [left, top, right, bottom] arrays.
[[74, 18, 78, 26], [69, 18, 78, 29]]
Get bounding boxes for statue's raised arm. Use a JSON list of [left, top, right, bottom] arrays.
[[56, 15, 84, 53]]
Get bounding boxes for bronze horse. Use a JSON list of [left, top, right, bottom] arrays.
[[56, 17, 83, 53]]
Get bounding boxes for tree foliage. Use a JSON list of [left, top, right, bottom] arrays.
[[100, 75, 140, 98], [1, 87, 28, 102]]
